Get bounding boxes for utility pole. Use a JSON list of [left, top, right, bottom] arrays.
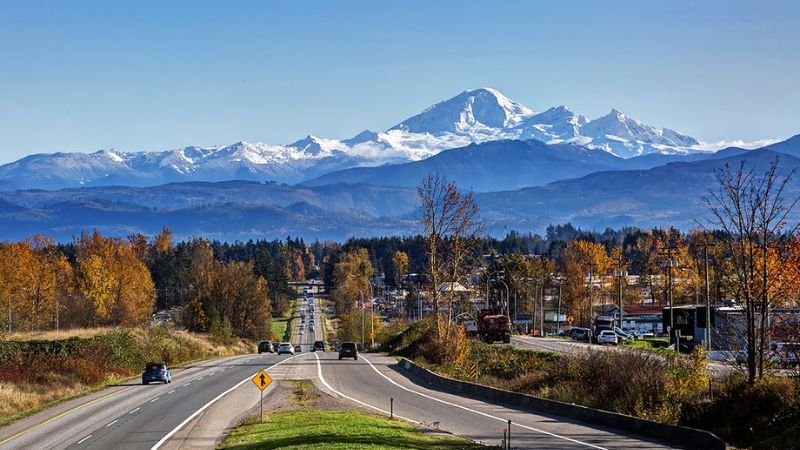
[[614, 251, 627, 331], [588, 263, 595, 337], [556, 278, 563, 332], [661, 238, 679, 347], [704, 233, 712, 352]]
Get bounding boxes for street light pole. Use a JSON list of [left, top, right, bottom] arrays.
[[556, 278, 564, 332], [497, 279, 510, 318]]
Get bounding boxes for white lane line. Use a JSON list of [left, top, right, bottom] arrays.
[[77, 435, 92, 444], [105, 419, 118, 427], [150, 397, 160, 403], [360, 355, 607, 450], [168, 389, 175, 394], [151, 354, 303, 450], [183, 383, 191, 387], [128, 407, 140, 414], [198, 377, 204, 381], [312, 353, 419, 424]]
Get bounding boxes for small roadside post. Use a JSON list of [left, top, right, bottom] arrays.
[[251, 370, 273, 422]]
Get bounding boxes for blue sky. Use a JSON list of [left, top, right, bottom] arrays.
[[0, 0, 798, 163]]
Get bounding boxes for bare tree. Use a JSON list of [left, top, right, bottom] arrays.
[[418, 173, 483, 347], [704, 158, 798, 383]]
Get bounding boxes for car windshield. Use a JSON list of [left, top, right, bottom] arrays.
[[146, 363, 164, 371], [342, 343, 356, 350]]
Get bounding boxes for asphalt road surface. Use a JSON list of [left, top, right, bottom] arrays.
[[0, 297, 683, 449]]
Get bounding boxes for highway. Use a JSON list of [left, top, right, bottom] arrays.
[[0, 296, 682, 449]]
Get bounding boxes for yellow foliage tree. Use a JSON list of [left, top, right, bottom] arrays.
[[76, 230, 156, 326]]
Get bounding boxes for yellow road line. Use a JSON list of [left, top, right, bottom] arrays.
[[0, 386, 134, 446]]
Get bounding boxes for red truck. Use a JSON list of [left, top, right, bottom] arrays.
[[477, 309, 512, 344]]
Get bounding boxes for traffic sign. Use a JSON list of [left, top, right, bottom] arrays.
[[566, 315, 574, 325], [251, 370, 272, 391]]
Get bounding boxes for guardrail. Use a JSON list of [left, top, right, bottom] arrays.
[[398, 358, 726, 450]]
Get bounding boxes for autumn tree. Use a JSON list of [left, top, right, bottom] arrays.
[[704, 159, 798, 383], [561, 240, 611, 328], [418, 173, 483, 357], [76, 230, 156, 326], [392, 250, 409, 287]]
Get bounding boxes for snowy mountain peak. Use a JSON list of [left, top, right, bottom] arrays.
[[390, 87, 535, 134]]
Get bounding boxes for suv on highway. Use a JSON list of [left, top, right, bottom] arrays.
[[258, 340, 274, 354], [313, 340, 325, 352], [277, 342, 295, 355], [339, 341, 358, 360], [142, 362, 171, 385]]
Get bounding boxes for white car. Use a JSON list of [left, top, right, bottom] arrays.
[[277, 343, 294, 355], [597, 330, 619, 345]]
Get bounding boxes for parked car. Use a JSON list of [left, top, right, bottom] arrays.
[[772, 342, 800, 368], [277, 342, 294, 355], [613, 327, 634, 341], [142, 362, 171, 385], [569, 327, 590, 342], [339, 341, 358, 360], [597, 330, 619, 345], [258, 340, 274, 354]]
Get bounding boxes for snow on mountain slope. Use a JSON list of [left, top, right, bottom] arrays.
[[0, 87, 765, 190], [390, 88, 535, 134]]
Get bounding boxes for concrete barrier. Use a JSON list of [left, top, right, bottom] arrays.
[[399, 358, 726, 450]]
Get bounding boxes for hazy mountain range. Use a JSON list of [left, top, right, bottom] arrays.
[[0, 88, 796, 242], [0, 136, 798, 242], [0, 88, 762, 191]]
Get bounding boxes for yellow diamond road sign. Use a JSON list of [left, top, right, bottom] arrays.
[[251, 370, 272, 391]]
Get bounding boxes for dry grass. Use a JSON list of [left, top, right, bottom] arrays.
[[7, 327, 116, 341], [0, 383, 87, 421]]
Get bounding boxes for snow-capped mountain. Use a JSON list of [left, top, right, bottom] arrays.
[[0, 87, 754, 190]]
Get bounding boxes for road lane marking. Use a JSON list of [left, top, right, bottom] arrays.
[[198, 377, 204, 380], [129, 408, 140, 414], [360, 355, 607, 450], [76, 435, 92, 445], [105, 419, 118, 427], [167, 390, 175, 394], [0, 386, 134, 446], [312, 353, 419, 424], [183, 383, 191, 387], [151, 355, 302, 450], [150, 397, 160, 403]]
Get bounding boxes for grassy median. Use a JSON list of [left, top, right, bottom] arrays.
[[219, 409, 486, 449]]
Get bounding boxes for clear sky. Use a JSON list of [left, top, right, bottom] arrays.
[[0, 0, 798, 163]]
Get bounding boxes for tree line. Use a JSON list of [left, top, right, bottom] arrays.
[[0, 229, 318, 340]]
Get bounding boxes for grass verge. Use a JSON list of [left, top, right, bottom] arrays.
[[219, 410, 487, 449]]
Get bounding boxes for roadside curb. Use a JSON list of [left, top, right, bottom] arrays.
[[398, 358, 726, 450]]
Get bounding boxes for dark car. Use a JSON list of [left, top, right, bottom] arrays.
[[258, 340, 274, 354], [339, 341, 358, 360], [313, 340, 325, 352], [569, 327, 590, 342], [142, 362, 171, 385]]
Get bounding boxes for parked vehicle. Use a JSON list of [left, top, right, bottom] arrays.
[[142, 362, 171, 385], [339, 342, 358, 360], [477, 309, 512, 344], [258, 340, 274, 354], [277, 342, 294, 355], [568, 327, 590, 342], [613, 327, 634, 341], [772, 342, 800, 368], [597, 330, 619, 345], [593, 315, 616, 341]]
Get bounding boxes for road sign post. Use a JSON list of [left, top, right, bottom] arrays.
[[251, 370, 273, 423]]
